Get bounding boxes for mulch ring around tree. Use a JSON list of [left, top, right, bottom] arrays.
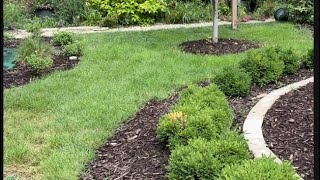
[[180, 38, 260, 55], [3, 38, 79, 89], [262, 83, 314, 180], [80, 92, 181, 180]]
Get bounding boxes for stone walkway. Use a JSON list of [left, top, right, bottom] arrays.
[[8, 19, 275, 39]]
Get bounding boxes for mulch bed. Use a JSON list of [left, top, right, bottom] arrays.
[[262, 83, 314, 180], [3, 38, 79, 89], [228, 68, 313, 132], [80, 92, 180, 180], [180, 38, 260, 55]]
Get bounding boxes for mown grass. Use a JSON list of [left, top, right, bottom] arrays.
[[4, 22, 312, 179]]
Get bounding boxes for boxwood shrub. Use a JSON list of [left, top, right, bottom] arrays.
[[167, 137, 251, 180], [157, 84, 233, 148], [218, 157, 299, 180], [215, 66, 252, 97], [240, 47, 284, 86], [275, 47, 300, 75]]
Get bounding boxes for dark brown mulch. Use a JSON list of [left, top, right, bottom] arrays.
[[79, 92, 180, 180], [180, 38, 260, 55], [3, 38, 79, 89], [227, 68, 313, 132], [262, 83, 314, 180]]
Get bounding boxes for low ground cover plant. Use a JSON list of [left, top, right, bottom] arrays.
[[218, 156, 299, 180], [214, 66, 252, 97]]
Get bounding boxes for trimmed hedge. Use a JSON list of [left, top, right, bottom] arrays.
[[218, 157, 299, 180], [167, 137, 251, 180], [215, 66, 252, 97], [157, 84, 233, 148], [239, 47, 284, 86], [275, 47, 300, 75], [303, 48, 314, 69]]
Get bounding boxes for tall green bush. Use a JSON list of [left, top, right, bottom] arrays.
[[285, 0, 313, 24], [86, 0, 167, 25]]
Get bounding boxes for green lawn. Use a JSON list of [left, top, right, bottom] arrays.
[[4, 22, 312, 179]]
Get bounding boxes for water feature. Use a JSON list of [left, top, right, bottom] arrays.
[[3, 47, 17, 70]]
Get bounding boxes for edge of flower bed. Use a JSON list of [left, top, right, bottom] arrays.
[[243, 76, 314, 179]]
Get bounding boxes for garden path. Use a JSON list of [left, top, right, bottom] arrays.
[[8, 18, 275, 39]]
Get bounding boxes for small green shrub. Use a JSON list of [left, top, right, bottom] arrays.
[[17, 37, 53, 61], [62, 41, 83, 57], [303, 48, 314, 69], [215, 66, 252, 97], [276, 47, 300, 74], [26, 53, 53, 72], [218, 157, 299, 180], [167, 137, 251, 179], [239, 48, 284, 86], [52, 32, 75, 46], [99, 15, 119, 28], [157, 84, 233, 148]]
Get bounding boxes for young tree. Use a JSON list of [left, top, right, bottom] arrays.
[[212, 0, 219, 44]]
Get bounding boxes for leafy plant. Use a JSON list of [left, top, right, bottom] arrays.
[[167, 137, 251, 179], [218, 157, 299, 180], [239, 48, 284, 86], [52, 32, 75, 46], [3, 2, 28, 30], [252, 0, 276, 20], [285, 0, 313, 24], [62, 41, 83, 57], [26, 52, 53, 72], [81, 7, 103, 26], [215, 66, 252, 97], [86, 0, 167, 25], [163, 2, 212, 24]]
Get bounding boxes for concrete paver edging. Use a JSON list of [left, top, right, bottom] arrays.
[[243, 76, 314, 179], [8, 18, 275, 39]]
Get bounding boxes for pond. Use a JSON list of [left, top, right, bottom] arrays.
[[3, 47, 17, 70]]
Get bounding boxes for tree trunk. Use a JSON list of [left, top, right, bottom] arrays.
[[212, 0, 219, 44]]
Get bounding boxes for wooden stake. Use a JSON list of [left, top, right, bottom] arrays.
[[231, 0, 238, 29]]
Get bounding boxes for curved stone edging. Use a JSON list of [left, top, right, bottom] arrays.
[[243, 77, 314, 178], [8, 18, 275, 39]]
